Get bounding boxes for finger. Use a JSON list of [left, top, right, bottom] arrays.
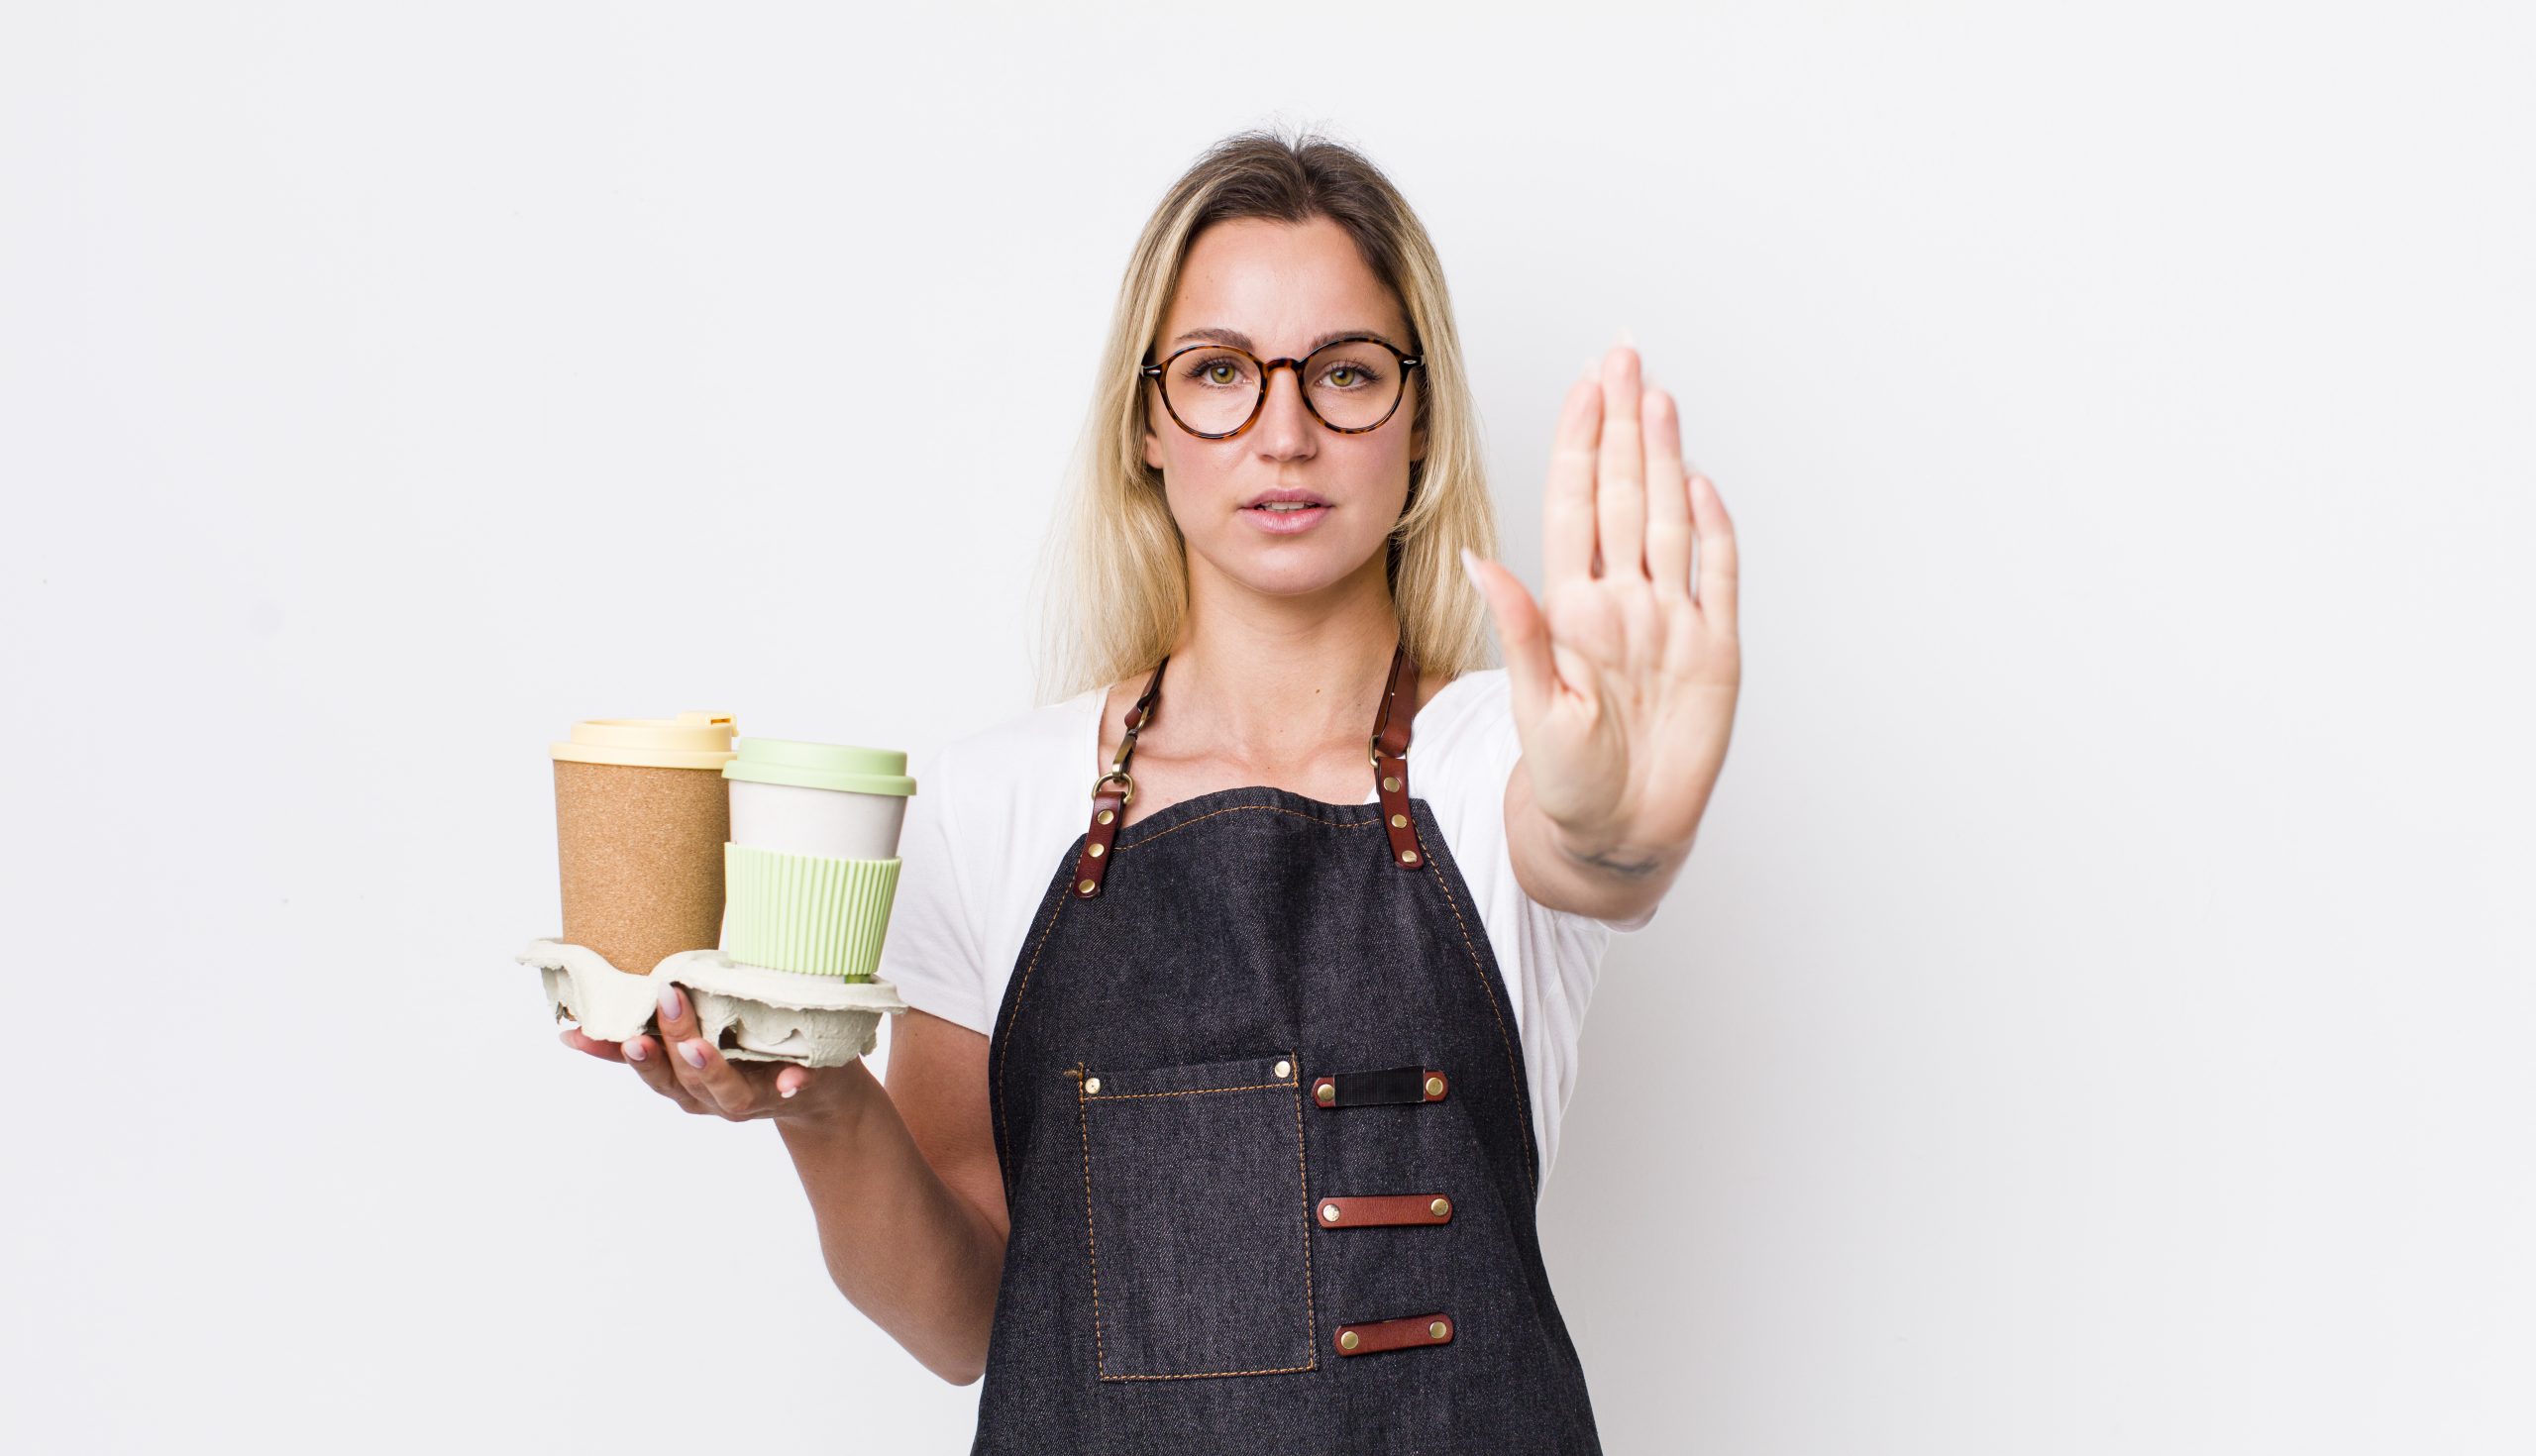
[[1542, 369, 1601, 590], [653, 980, 727, 1110], [561, 1026, 626, 1063], [619, 1032, 706, 1112], [1687, 468, 1740, 629], [1462, 549, 1553, 731], [675, 1035, 766, 1118], [1594, 346, 1645, 581], [1643, 387, 1694, 604], [775, 1064, 811, 1101]]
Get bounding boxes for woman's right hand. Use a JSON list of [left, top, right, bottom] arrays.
[[560, 979, 871, 1126]]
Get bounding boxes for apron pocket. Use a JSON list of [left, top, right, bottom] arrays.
[[1076, 1050, 1317, 1379]]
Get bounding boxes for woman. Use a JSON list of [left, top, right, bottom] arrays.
[[564, 129, 1740, 1451]]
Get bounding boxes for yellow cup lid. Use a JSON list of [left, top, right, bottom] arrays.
[[551, 711, 739, 769]]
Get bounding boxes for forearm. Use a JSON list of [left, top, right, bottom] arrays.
[[1505, 756, 1695, 923], [774, 1062, 1004, 1385]]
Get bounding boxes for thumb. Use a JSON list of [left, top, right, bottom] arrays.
[[1461, 548, 1552, 732]]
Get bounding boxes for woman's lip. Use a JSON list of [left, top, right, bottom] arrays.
[[1240, 502, 1332, 534]]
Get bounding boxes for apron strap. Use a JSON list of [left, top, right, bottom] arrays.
[[1371, 642, 1426, 870], [1070, 641, 1426, 898], [1071, 656, 1167, 899]]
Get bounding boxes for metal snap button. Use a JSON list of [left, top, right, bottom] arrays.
[[1321, 1202, 1341, 1221], [1077, 880, 1096, 894], [1339, 1330, 1359, 1350], [1084, 1077, 1101, 1094], [1381, 775, 1400, 792], [1430, 1196, 1450, 1218], [1429, 1320, 1447, 1340], [1088, 843, 1105, 858], [1425, 1074, 1444, 1098], [1273, 1059, 1291, 1079], [1400, 850, 1420, 865], [1389, 813, 1407, 828], [1096, 808, 1114, 824], [1315, 1083, 1335, 1104]]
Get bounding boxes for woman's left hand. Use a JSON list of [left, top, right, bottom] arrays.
[[1464, 341, 1742, 874]]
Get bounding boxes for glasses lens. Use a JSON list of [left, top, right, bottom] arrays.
[[1156, 341, 1410, 435], [1160, 347, 1263, 435], [1301, 339, 1407, 430]]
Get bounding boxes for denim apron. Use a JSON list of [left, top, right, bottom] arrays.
[[973, 643, 1603, 1454]]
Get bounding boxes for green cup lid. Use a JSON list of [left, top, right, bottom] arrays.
[[723, 737, 916, 796]]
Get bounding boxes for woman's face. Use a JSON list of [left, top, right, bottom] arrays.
[[1142, 215, 1426, 600]]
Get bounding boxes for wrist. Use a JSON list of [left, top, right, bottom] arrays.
[[776, 1056, 884, 1138], [1547, 819, 1686, 883]]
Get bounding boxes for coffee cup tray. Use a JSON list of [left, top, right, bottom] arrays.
[[517, 938, 908, 1068]]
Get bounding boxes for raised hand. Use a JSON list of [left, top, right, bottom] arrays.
[[1463, 340, 1741, 880]]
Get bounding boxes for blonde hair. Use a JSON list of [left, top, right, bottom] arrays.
[[1029, 127, 1500, 706]]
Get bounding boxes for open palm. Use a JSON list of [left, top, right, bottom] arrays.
[[1465, 343, 1741, 859]]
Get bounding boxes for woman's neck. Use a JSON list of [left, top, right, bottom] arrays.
[[1158, 556, 1403, 765]]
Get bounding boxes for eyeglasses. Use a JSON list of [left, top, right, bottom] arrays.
[[1139, 334, 1424, 440]]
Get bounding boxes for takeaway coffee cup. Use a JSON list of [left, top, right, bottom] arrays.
[[719, 738, 916, 981], [549, 711, 740, 977]]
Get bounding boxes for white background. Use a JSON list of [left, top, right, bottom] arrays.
[[5, 2, 2530, 1451]]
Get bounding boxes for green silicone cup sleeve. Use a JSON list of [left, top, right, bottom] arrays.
[[721, 843, 903, 980]]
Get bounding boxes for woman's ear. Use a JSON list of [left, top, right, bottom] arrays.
[[1143, 424, 1166, 472]]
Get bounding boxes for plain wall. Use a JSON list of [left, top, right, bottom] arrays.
[[5, 2, 2530, 1451]]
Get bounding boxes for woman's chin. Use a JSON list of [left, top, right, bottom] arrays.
[[1208, 542, 1382, 597]]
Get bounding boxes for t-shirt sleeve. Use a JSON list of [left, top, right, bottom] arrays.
[[872, 743, 996, 1036]]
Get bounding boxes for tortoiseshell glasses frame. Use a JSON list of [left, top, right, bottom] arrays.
[[1138, 334, 1425, 440]]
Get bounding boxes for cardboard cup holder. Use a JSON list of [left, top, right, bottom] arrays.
[[518, 937, 907, 1067]]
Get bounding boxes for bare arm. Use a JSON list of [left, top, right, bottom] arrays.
[[776, 1008, 1007, 1384], [566, 992, 1007, 1385]]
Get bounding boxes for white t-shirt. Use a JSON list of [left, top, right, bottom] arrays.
[[875, 667, 1654, 1194]]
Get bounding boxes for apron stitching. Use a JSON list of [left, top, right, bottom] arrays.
[[1086, 1082, 1295, 1099], [1113, 801, 1384, 852], [1292, 1070, 1321, 1370], [998, 877, 1076, 1170], [1418, 827, 1542, 1203], [1073, 1050, 1323, 1381], [1073, 1062, 1110, 1378]]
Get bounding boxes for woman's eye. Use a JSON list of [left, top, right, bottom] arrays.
[[1326, 366, 1361, 387]]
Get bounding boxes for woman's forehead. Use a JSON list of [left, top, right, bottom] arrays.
[[1164, 218, 1407, 348]]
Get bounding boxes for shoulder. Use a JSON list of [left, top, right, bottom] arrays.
[[1411, 668, 1516, 773]]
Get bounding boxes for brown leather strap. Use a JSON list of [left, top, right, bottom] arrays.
[[1075, 642, 1426, 896], [1333, 1311, 1455, 1355], [1314, 1193, 1453, 1227], [1310, 1067, 1447, 1108], [1071, 657, 1168, 899], [1372, 643, 1426, 870]]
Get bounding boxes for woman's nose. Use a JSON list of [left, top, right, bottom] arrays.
[[1253, 364, 1318, 454]]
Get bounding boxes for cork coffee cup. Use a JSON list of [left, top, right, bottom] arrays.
[[549, 711, 739, 976]]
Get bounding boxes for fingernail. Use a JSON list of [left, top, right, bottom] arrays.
[[781, 1083, 799, 1099], [681, 1039, 707, 1070], [658, 983, 683, 1021], [625, 1037, 647, 1063]]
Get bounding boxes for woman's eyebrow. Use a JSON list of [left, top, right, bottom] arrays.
[[1168, 326, 1397, 354]]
